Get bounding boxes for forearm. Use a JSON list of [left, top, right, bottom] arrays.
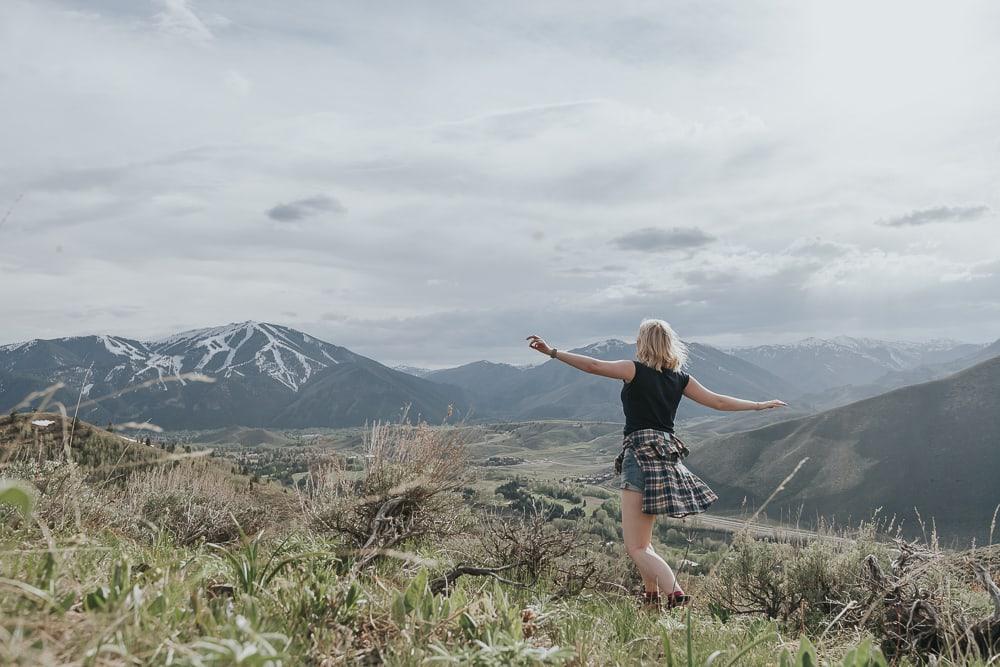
[[553, 349, 599, 374], [709, 394, 763, 412]]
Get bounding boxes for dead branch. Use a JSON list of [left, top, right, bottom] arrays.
[[428, 562, 536, 596], [971, 562, 1000, 620], [861, 546, 1000, 660]]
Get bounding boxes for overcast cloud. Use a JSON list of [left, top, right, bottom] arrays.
[[1, 1, 999, 367], [613, 226, 716, 252], [267, 195, 345, 222], [876, 205, 991, 228]]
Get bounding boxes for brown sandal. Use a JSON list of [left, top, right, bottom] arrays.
[[639, 590, 662, 608]]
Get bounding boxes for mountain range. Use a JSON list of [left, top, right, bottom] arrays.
[[0, 324, 798, 429], [728, 336, 986, 395], [0, 322, 465, 429], [1, 323, 994, 435]]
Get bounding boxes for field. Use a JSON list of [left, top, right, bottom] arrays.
[[3, 412, 1000, 665]]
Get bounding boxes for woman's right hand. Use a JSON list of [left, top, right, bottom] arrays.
[[755, 399, 788, 410], [526, 334, 554, 356]]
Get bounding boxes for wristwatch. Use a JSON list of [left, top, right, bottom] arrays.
[[549, 348, 557, 358]]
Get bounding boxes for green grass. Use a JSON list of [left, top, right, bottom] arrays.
[[0, 526, 855, 665], [6, 491, 994, 665], [4, 414, 999, 665]]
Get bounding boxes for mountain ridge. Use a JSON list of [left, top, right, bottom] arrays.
[[728, 335, 987, 396]]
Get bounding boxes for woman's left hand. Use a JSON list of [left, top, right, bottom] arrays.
[[526, 334, 554, 356], [756, 399, 788, 410]]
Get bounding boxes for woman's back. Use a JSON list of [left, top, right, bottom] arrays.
[[620, 360, 689, 435]]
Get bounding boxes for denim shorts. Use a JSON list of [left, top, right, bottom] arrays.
[[619, 447, 645, 492]]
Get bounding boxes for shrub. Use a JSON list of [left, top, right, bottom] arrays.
[[705, 532, 897, 631], [530, 481, 584, 505], [120, 462, 283, 545], [302, 420, 472, 567], [0, 460, 112, 532]]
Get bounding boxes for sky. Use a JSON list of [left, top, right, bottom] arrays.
[[1, 1, 999, 368]]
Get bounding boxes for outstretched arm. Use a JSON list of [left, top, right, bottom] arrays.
[[683, 376, 787, 412], [526, 335, 635, 381]]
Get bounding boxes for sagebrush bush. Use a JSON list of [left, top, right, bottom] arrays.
[[120, 462, 287, 545], [704, 529, 896, 630], [0, 459, 113, 532], [301, 420, 473, 566]]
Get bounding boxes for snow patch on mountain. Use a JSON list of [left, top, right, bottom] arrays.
[[150, 321, 345, 391], [0, 322, 358, 393], [0, 340, 35, 354], [98, 335, 148, 362], [574, 339, 630, 355], [394, 365, 431, 377]]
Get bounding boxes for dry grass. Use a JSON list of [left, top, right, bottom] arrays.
[[118, 461, 290, 545], [0, 459, 112, 534]]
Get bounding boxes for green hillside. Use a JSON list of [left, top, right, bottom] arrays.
[[688, 355, 1000, 544]]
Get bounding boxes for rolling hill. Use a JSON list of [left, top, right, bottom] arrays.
[[197, 425, 295, 447], [686, 353, 1000, 544]]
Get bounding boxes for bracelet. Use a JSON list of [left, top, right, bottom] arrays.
[[550, 348, 558, 358]]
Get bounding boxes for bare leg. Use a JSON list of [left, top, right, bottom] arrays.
[[621, 488, 682, 594]]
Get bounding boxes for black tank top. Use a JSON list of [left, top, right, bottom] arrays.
[[621, 360, 690, 435]]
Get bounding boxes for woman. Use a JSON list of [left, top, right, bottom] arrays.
[[526, 319, 786, 609]]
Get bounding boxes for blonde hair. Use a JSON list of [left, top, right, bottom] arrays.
[[635, 318, 688, 372]]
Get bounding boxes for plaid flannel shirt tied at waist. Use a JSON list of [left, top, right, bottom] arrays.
[[614, 428, 690, 474], [612, 427, 718, 516]]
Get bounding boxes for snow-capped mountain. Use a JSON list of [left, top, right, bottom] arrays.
[[0, 322, 466, 429], [151, 322, 358, 391], [0, 322, 357, 393], [729, 336, 986, 393]]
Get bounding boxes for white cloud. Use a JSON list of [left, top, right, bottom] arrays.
[[876, 205, 991, 227]]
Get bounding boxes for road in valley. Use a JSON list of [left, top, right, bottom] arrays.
[[675, 513, 853, 545]]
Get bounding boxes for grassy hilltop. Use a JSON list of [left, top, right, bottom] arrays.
[[2, 412, 1000, 665]]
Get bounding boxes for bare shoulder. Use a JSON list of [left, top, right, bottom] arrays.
[[593, 358, 636, 382]]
